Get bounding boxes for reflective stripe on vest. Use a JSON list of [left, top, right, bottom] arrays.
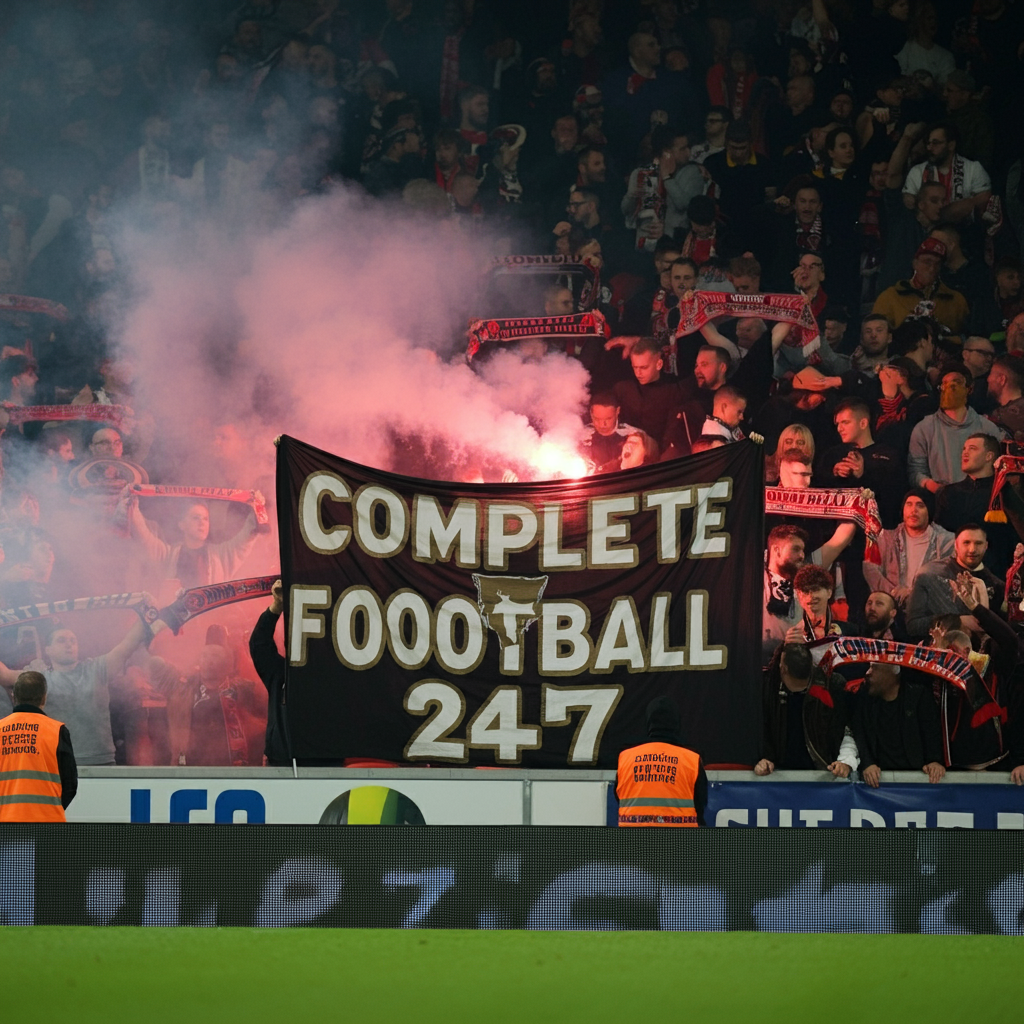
[[0, 711, 65, 822], [616, 741, 701, 827]]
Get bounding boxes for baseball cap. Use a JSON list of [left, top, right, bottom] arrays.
[[916, 237, 947, 260]]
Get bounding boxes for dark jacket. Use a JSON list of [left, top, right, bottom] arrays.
[[760, 655, 851, 770], [905, 556, 1004, 639], [934, 475, 1017, 580], [11, 703, 77, 808], [851, 679, 944, 771], [941, 602, 1017, 769], [248, 609, 289, 766]]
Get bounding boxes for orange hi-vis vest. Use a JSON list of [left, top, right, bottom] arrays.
[[0, 711, 66, 822], [616, 741, 700, 827]]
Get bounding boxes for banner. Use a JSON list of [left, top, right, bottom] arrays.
[[276, 436, 765, 767], [63, 770, 1024, 829], [707, 780, 1024, 830]]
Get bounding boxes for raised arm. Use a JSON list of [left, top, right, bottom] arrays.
[[0, 659, 19, 692], [127, 498, 173, 563], [886, 123, 925, 191], [698, 321, 741, 362], [818, 522, 856, 571]]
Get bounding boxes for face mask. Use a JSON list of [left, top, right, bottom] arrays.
[[939, 380, 968, 409]]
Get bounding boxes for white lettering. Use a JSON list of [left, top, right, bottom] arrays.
[[589, 496, 638, 567], [333, 587, 385, 669], [486, 503, 538, 570], [643, 488, 694, 562], [689, 480, 731, 557], [592, 598, 646, 672], [288, 586, 331, 666], [298, 472, 351, 554], [539, 602, 592, 674], [353, 485, 408, 557], [540, 504, 584, 569]]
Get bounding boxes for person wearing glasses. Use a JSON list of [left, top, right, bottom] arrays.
[[959, 337, 997, 413], [689, 106, 729, 165]]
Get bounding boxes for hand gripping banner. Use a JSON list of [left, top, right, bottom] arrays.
[[276, 435, 765, 767]]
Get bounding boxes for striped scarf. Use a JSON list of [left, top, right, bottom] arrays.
[[765, 486, 882, 563]]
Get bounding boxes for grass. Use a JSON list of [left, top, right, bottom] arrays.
[[0, 928, 1020, 1023]]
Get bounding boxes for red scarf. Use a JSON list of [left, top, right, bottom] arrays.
[[765, 486, 882, 563]]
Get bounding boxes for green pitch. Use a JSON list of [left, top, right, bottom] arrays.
[[2, 928, 1021, 1023]]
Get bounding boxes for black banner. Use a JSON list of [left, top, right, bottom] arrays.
[[3, 824, 1023, 933], [276, 436, 764, 766]]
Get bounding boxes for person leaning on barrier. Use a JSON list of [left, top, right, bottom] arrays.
[[616, 696, 706, 827], [755, 643, 859, 779], [851, 661, 946, 788], [0, 671, 77, 821], [248, 578, 289, 766]]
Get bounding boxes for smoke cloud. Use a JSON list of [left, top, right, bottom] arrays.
[[113, 187, 592, 491]]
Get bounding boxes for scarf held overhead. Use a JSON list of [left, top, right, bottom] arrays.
[[765, 486, 882, 563], [819, 637, 974, 693], [675, 291, 820, 352], [3, 403, 134, 430], [467, 311, 610, 359]]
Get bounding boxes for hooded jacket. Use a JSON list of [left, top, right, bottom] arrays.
[[907, 407, 1002, 488], [863, 522, 955, 595]]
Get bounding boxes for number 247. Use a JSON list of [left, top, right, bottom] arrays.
[[403, 681, 623, 766]]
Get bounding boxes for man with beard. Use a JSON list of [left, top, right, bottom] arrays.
[[905, 523, 1003, 638], [767, 182, 831, 292], [864, 488, 954, 607], [849, 314, 893, 378], [902, 122, 992, 227], [763, 525, 810, 665], [660, 345, 732, 458], [857, 591, 901, 640], [761, 514, 855, 666], [457, 85, 491, 176]]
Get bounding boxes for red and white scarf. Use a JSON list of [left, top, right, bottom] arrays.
[[3, 403, 133, 430], [795, 213, 824, 252], [765, 486, 882, 563], [983, 455, 1024, 524], [921, 154, 967, 203], [674, 290, 819, 352]]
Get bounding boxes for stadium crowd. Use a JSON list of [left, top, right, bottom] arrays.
[[0, 0, 1023, 781]]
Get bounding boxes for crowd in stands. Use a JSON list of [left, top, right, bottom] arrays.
[[1, 0, 1024, 780]]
